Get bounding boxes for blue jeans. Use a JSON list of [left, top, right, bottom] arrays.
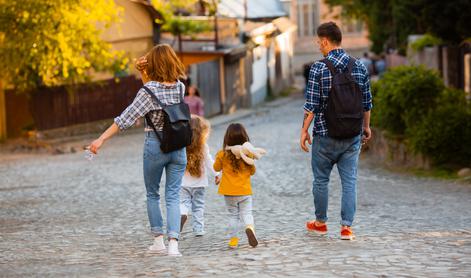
[[180, 187, 205, 233], [143, 132, 186, 239], [224, 195, 254, 238], [311, 135, 361, 227]]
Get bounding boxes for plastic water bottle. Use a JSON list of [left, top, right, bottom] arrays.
[[84, 149, 95, 161]]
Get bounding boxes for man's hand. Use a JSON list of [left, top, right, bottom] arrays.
[[300, 111, 314, 152], [215, 175, 221, 185], [300, 129, 312, 152], [134, 56, 147, 72], [362, 126, 372, 144]]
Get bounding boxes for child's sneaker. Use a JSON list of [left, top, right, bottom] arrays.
[[194, 230, 205, 237], [148, 235, 166, 253], [228, 237, 239, 249], [180, 215, 188, 232], [306, 220, 328, 235], [167, 239, 182, 256], [245, 225, 258, 247], [340, 226, 355, 240]]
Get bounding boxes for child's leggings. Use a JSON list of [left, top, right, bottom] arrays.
[[224, 195, 254, 238]]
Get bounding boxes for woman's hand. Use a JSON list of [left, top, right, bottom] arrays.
[[88, 138, 104, 154], [134, 56, 148, 72]]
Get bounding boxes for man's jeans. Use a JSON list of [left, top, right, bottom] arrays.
[[180, 187, 205, 233], [143, 132, 186, 239], [311, 135, 361, 227], [224, 195, 254, 238]]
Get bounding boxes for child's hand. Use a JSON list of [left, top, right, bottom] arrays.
[[215, 175, 221, 185]]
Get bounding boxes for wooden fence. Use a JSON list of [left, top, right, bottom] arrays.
[[6, 76, 142, 133]]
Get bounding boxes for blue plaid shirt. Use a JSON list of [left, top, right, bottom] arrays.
[[303, 49, 373, 136]]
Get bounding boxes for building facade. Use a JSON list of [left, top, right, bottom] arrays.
[[280, 0, 370, 72]]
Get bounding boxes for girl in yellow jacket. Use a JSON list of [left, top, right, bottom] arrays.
[[214, 123, 258, 248]]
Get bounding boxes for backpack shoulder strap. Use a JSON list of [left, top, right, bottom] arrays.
[[347, 57, 356, 74], [142, 86, 163, 141], [142, 86, 166, 108], [321, 58, 336, 74]]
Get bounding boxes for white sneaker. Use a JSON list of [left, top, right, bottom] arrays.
[[148, 235, 166, 253], [167, 239, 182, 257]]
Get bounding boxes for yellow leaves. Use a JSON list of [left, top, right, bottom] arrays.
[[0, 0, 128, 92], [22, 11, 30, 21]]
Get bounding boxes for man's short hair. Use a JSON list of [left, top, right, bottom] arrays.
[[316, 22, 342, 45]]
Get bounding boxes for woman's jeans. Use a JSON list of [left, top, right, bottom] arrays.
[[180, 187, 205, 233], [224, 195, 254, 238], [143, 132, 186, 239], [311, 135, 361, 227]]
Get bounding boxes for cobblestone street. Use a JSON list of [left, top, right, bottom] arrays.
[[1, 96, 471, 277]]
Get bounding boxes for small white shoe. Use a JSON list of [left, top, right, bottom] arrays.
[[148, 235, 166, 254], [167, 239, 182, 257]]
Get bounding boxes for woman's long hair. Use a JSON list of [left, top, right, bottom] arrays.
[[223, 123, 250, 171], [186, 115, 210, 177], [145, 44, 186, 82]]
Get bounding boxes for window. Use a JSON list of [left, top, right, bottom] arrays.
[[342, 18, 363, 34], [297, 0, 319, 37]]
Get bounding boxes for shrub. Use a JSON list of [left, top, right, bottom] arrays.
[[410, 34, 443, 52], [373, 65, 444, 135], [373, 67, 470, 167], [408, 89, 471, 166]]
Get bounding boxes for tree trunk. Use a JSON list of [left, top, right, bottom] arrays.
[[0, 80, 7, 141], [178, 32, 183, 63]]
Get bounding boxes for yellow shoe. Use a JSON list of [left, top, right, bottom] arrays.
[[245, 225, 259, 247], [228, 237, 239, 249]]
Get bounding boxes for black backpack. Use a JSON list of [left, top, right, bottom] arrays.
[[142, 85, 192, 153], [322, 57, 363, 139]]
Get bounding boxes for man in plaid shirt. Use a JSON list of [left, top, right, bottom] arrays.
[[300, 22, 373, 240]]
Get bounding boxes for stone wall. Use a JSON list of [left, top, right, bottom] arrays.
[[363, 128, 431, 170]]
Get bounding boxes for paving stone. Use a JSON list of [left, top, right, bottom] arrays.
[[1, 98, 471, 277]]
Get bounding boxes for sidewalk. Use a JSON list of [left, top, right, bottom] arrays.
[[0, 93, 301, 158]]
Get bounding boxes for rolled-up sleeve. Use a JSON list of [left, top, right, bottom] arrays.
[[114, 89, 153, 130], [359, 64, 373, 112], [303, 62, 323, 113]]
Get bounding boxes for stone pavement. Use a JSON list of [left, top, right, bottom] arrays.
[[1, 96, 471, 277]]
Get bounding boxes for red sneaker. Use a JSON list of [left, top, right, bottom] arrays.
[[306, 220, 328, 235], [340, 226, 355, 240]]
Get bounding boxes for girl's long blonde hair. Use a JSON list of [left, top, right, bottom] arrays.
[[186, 115, 210, 177]]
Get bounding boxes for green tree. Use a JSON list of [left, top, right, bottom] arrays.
[[325, 0, 471, 53], [0, 0, 128, 92], [152, 0, 213, 52]]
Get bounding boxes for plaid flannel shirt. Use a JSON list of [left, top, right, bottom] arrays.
[[114, 81, 185, 131], [303, 49, 373, 136]]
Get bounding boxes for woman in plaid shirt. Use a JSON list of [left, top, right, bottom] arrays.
[[88, 44, 187, 256]]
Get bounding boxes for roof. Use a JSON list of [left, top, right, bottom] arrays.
[[130, 0, 162, 19], [218, 0, 287, 19]]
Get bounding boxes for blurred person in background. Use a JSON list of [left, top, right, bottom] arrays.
[[185, 86, 205, 116], [359, 52, 373, 75]]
